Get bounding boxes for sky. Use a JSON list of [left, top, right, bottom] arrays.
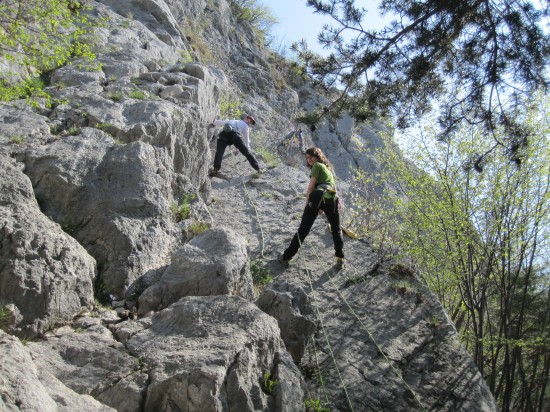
[[260, 0, 390, 55]]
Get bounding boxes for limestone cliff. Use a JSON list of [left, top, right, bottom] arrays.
[[0, 0, 497, 411]]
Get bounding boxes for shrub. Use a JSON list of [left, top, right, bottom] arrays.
[[250, 259, 272, 290], [219, 90, 244, 119], [170, 194, 196, 222], [256, 147, 278, 168], [261, 372, 279, 395], [11, 135, 24, 144], [305, 398, 330, 412], [128, 89, 146, 100]]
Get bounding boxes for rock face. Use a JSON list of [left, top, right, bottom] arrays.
[[0, 329, 114, 411], [138, 227, 256, 314], [0, 156, 96, 338], [0, 0, 498, 411], [116, 296, 304, 411]]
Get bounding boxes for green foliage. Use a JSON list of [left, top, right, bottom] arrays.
[[294, 111, 320, 127], [187, 220, 209, 237], [128, 89, 146, 100], [352, 92, 550, 410], [67, 126, 80, 136], [219, 90, 244, 119], [230, 0, 277, 41], [0, 74, 52, 106], [0, 0, 97, 102], [0, 306, 10, 321], [0, 1, 95, 70], [135, 356, 146, 370], [170, 194, 196, 222], [266, 51, 307, 89], [107, 91, 123, 102], [60, 218, 77, 235], [11, 135, 24, 144], [261, 372, 279, 395], [94, 122, 112, 131], [297, 0, 549, 154], [250, 259, 272, 289], [305, 398, 330, 412], [179, 49, 193, 64], [391, 280, 416, 296], [256, 147, 278, 168]]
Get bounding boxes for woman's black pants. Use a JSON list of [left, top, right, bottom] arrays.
[[283, 190, 344, 261]]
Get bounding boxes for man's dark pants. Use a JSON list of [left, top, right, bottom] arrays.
[[213, 130, 259, 171]]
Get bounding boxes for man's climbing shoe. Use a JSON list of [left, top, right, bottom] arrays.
[[277, 253, 289, 268], [209, 168, 220, 177], [335, 257, 346, 270]]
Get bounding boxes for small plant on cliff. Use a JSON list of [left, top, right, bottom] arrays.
[[230, 0, 277, 42], [181, 220, 210, 241], [11, 135, 24, 144], [170, 194, 196, 222], [107, 91, 123, 102], [261, 372, 279, 395], [0, 305, 10, 322], [128, 89, 146, 100], [391, 280, 416, 296], [305, 398, 330, 412], [256, 147, 278, 168], [250, 259, 272, 291]]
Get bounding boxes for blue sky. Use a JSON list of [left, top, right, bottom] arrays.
[[261, 0, 389, 55]]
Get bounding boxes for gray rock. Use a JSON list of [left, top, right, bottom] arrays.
[[125, 295, 305, 411], [0, 329, 57, 410], [0, 155, 95, 338], [256, 280, 316, 364], [19, 136, 179, 297], [138, 227, 255, 314], [28, 322, 147, 412], [0, 330, 114, 411]]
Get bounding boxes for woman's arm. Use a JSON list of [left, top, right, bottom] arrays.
[[306, 176, 316, 205]]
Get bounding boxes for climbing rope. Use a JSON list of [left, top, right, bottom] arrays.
[[296, 238, 356, 412], [219, 136, 425, 410], [309, 246, 427, 411], [227, 148, 267, 259], [306, 334, 331, 408], [241, 176, 267, 259]]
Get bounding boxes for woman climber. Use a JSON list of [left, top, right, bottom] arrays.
[[278, 147, 345, 269]]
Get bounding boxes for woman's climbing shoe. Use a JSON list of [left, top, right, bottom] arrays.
[[335, 257, 346, 270], [277, 253, 290, 268]]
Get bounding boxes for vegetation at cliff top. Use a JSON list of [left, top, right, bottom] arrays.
[[0, 0, 97, 102], [352, 91, 550, 410]]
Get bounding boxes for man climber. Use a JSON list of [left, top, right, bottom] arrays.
[[209, 114, 260, 176]]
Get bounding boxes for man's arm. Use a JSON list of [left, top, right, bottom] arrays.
[[242, 125, 250, 148], [212, 119, 226, 127]]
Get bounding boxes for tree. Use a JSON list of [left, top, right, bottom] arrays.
[[352, 92, 550, 410], [0, 0, 95, 101], [294, 0, 549, 161], [229, 0, 278, 40]]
